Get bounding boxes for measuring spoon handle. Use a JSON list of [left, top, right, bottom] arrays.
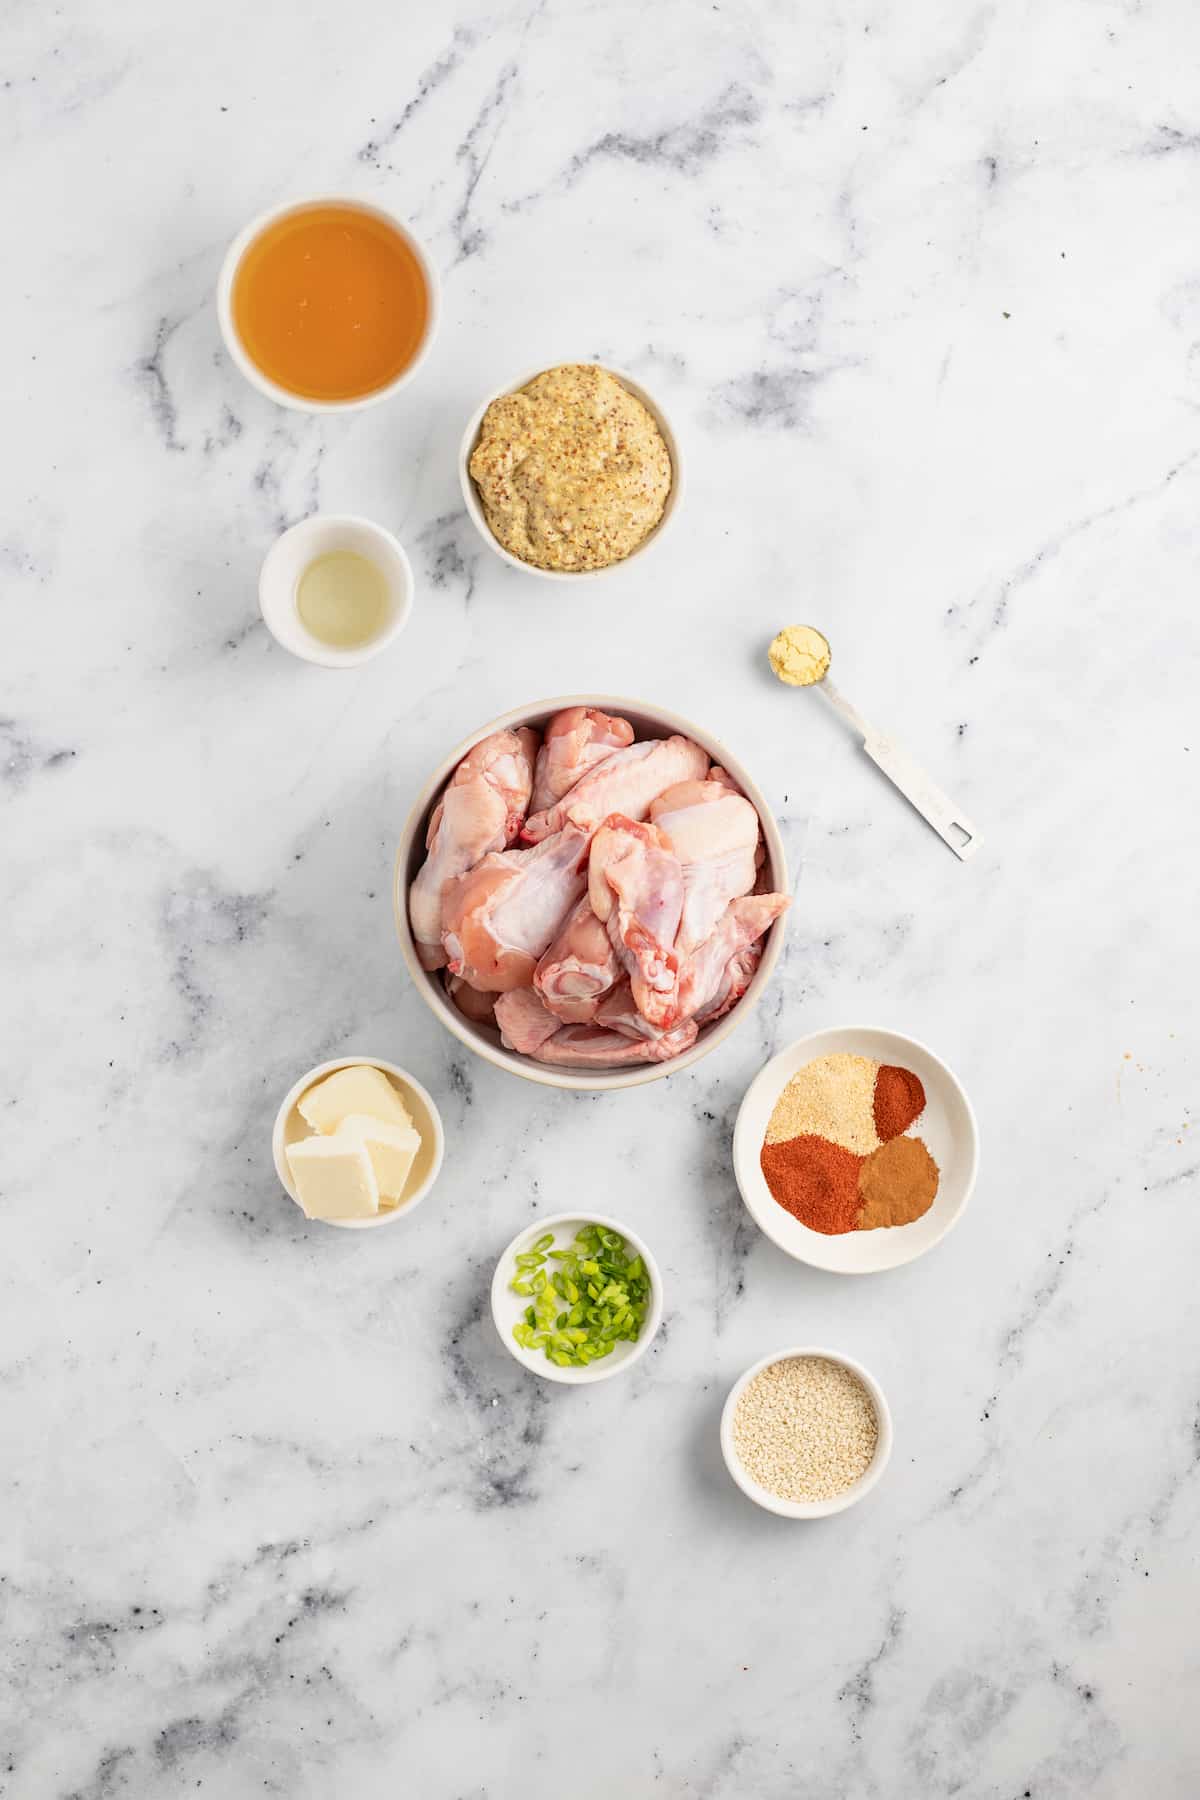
[[820, 678, 983, 862]]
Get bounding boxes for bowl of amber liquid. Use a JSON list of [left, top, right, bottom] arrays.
[[217, 196, 440, 412]]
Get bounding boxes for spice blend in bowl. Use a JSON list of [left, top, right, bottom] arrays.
[[732, 1027, 979, 1275], [761, 1052, 939, 1235], [721, 1347, 893, 1518]]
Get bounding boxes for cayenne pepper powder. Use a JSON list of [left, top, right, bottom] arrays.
[[760, 1135, 864, 1235], [873, 1064, 926, 1141]]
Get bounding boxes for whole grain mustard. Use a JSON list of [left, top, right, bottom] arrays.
[[468, 364, 672, 573]]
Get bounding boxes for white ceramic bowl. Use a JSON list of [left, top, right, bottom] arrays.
[[490, 1211, 664, 1385], [216, 195, 440, 414], [720, 1346, 893, 1518], [258, 513, 413, 668], [733, 1026, 979, 1274], [393, 694, 790, 1091], [272, 1057, 445, 1229], [458, 364, 683, 580]]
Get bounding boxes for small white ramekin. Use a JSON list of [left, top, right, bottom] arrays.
[[216, 195, 440, 414], [720, 1347, 894, 1519], [272, 1057, 445, 1230], [258, 513, 413, 669], [458, 364, 683, 580], [490, 1211, 664, 1385]]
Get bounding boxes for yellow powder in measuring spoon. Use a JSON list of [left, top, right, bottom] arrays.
[[297, 550, 388, 649], [768, 624, 831, 687]]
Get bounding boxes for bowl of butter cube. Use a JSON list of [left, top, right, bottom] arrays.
[[272, 1057, 445, 1228]]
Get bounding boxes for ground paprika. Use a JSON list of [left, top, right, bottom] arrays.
[[759, 1134, 863, 1234]]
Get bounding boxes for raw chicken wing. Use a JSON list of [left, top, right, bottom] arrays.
[[442, 827, 589, 992], [534, 896, 620, 1022], [409, 727, 538, 968], [596, 977, 684, 1042], [674, 892, 790, 1024], [693, 941, 762, 1024], [524, 735, 708, 843], [494, 987, 562, 1055], [446, 973, 498, 1027], [588, 816, 684, 1030], [650, 777, 760, 953], [528, 707, 634, 814], [531, 1020, 699, 1068]]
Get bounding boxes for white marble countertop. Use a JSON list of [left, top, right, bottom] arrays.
[[6, 1, 1200, 1793]]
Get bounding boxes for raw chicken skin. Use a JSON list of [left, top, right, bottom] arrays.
[[534, 896, 620, 1022], [531, 1020, 699, 1068], [494, 987, 562, 1055], [409, 727, 539, 968], [674, 892, 790, 1024], [693, 941, 761, 1024], [589, 816, 684, 1030], [528, 707, 634, 814], [650, 778, 760, 953], [523, 735, 709, 843], [442, 827, 589, 992], [596, 977, 683, 1042], [446, 973, 497, 1027]]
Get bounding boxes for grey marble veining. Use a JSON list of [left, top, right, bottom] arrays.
[[4, 0, 1200, 1793]]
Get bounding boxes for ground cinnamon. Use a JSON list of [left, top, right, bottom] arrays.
[[873, 1064, 926, 1141], [857, 1134, 939, 1229], [760, 1135, 864, 1235]]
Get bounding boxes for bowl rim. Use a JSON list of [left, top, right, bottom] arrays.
[[719, 1345, 894, 1518], [457, 363, 684, 580], [216, 194, 441, 414], [258, 512, 415, 668], [489, 1209, 665, 1385], [392, 694, 790, 1092], [732, 1025, 980, 1273], [271, 1055, 445, 1229]]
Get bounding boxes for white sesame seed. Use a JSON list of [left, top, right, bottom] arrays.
[[732, 1356, 879, 1504]]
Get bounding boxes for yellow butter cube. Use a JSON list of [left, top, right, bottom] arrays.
[[336, 1114, 421, 1207], [285, 1135, 380, 1221], [297, 1064, 413, 1136]]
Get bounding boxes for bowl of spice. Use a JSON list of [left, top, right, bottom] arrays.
[[721, 1347, 892, 1518], [490, 1211, 664, 1384], [732, 1026, 978, 1274]]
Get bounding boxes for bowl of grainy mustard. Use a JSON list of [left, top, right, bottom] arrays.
[[720, 1347, 893, 1518], [459, 362, 683, 579]]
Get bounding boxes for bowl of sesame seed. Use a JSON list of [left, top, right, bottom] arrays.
[[720, 1347, 893, 1518]]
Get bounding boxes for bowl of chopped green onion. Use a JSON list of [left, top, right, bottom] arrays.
[[490, 1212, 664, 1384]]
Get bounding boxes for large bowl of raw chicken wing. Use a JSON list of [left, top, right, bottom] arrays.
[[394, 697, 791, 1091]]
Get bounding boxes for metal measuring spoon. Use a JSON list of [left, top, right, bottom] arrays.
[[768, 625, 982, 861]]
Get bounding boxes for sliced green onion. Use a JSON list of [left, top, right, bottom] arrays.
[[510, 1224, 650, 1368]]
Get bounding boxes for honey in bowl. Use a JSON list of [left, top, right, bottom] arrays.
[[231, 203, 430, 403]]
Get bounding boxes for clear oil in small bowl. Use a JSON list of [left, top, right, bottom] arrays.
[[296, 550, 388, 649]]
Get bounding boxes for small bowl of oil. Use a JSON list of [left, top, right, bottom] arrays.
[[258, 514, 413, 668]]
